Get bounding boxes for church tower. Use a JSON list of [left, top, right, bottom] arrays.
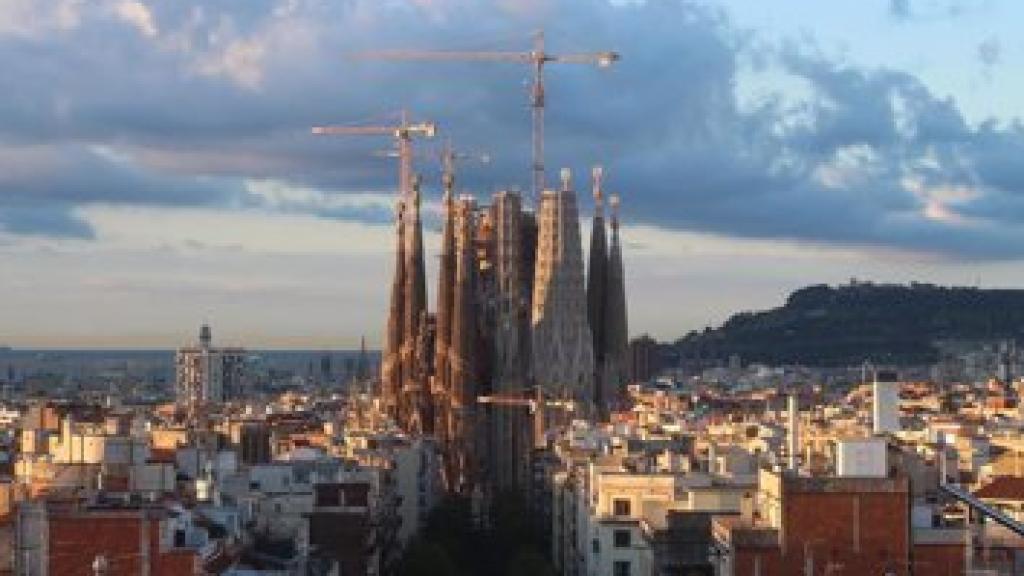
[[586, 166, 610, 419], [531, 169, 595, 414], [602, 194, 629, 411], [380, 196, 406, 420]]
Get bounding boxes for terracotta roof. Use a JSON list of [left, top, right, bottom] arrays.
[[975, 476, 1024, 501], [148, 448, 176, 463]]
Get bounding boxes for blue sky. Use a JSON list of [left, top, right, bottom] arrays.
[[1, 0, 1023, 348]]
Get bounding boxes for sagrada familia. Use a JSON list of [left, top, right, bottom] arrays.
[[380, 164, 628, 493]]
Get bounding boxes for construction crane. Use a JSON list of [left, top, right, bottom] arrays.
[[311, 110, 437, 196], [356, 30, 619, 198], [477, 386, 575, 449], [372, 139, 491, 192]]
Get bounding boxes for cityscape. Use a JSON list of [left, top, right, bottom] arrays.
[[3, 1, 1024, 575]]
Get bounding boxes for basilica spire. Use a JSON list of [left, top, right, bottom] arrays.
[[587, 166, 610, 417], [602, 193, 629, 411], [381, 196, 406, 419]]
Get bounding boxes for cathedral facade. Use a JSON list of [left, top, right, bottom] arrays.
[[379, 166, 628, 493]]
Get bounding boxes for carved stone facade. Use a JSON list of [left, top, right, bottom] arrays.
[[380, 166, 627, 493], [531, 170, 595, 413], [587, 168, 630, 420]]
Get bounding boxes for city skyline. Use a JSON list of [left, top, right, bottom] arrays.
[[3, 0, 1024, 348]]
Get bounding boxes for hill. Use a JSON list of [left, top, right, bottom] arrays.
[[672, 282, 1024, 366]]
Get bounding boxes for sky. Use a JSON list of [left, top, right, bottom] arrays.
[[1, 0, 1024, 349]]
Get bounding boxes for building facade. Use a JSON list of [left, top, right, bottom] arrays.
[[175, 324, 245, 420]]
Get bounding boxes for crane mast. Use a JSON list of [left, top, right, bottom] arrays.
[[311, 110, 436, 197], [356, 30, 618, 199]]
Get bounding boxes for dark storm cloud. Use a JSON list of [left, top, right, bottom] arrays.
[[0, 205, 93, 239], [1, 0, 1023, 258]]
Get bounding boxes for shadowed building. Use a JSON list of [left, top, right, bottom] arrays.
[[488, 190, 535, 490], [602, 193, 629, 411], [586, 167, 630, 421], [448, 195, 483, 491], [587, 167, 610, 420]]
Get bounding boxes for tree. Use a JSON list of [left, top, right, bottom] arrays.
[[395, 538, 460, 576]]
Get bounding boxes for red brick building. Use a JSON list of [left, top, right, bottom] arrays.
[[712, 469, 965, 576], [16, 501, 198, 575]]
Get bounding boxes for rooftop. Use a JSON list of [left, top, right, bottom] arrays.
[[975, 476, 1024, 501]]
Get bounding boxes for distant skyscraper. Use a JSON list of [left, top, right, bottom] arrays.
[[531, 169, 595, 413], [175, 324, 245, 421]]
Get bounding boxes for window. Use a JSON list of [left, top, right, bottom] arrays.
[[613, 560, 631, 576], [613, 529, 631, 548], [592, 539, 600, 554], [613, 498, 631, 517]]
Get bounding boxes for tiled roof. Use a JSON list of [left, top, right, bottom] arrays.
[[975, 476, 1024, 501]]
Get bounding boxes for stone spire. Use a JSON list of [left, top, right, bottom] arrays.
[[401, 175, 429, 432], [489, 189, 531, 489], [449, 195, 479, 491], [531, 168, 595, 414], [586, 166, 609, 417], [381, 196, 406, 419], [602, 194, 629, 409], [433, 172, 456, 444]]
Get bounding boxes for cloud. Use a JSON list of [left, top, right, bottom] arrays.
[[0, 0, 1023, 261], [0, 204, 93, 238], [114, 1, 157, 38]]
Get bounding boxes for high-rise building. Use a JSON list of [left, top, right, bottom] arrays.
[[531, 169, 595, 413], [175, 324, 246, 420], [628, 335, 659, 383]]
